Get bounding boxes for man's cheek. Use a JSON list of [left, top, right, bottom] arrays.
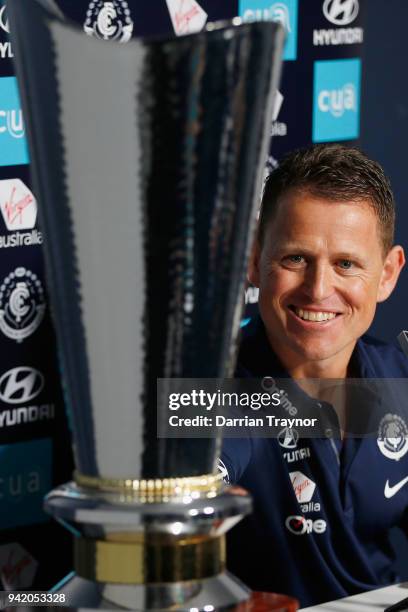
[[344, 285, 379, 330], [261, 265, 286, 287], [266, 272, 301, 300], [259, 277, 284, 303], [344, 277, 379, 308]]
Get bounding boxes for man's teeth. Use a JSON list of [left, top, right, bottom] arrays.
[[294, 308, 337, 322]]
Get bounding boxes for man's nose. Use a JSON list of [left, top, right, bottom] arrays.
[[302, 262, 335, 303]]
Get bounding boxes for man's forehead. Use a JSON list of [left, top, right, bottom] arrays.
[[263, 191, 383, 252], [271, 191, 377, 229], [275, 188, 375, 214]]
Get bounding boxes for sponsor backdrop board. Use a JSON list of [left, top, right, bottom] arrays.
[[1, 0, 365, 590], [0, 0, 74, 592]]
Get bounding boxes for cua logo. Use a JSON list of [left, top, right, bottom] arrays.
[[0, 109, 24, 139], [318, 83, 356, 118], [241, 2, 291, 31], [0, 78, 29, 166], [313, 58, 361, 142], [239, 0, 298, 61], [270, 3, 291, 32]]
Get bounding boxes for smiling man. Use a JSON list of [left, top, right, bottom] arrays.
[[220, 144, 408, 607]]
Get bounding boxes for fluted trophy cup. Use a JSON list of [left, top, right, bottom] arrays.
[[8, 2, 284, 610]]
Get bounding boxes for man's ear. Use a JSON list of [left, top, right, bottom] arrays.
[[377, 245, 405, 303], [248, 239, 261, 287]]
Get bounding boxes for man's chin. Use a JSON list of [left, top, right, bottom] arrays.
[[290, 339, 347, 366]]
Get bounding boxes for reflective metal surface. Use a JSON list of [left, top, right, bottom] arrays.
[[9, 2, 284, 608], [9, 0, 284, 483], [48, 571, 251, 610]]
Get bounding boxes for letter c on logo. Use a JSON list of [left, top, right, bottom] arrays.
[[318, 90, 330, 112]]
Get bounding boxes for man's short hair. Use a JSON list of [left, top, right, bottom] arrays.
[[259, 144, 395, 255]]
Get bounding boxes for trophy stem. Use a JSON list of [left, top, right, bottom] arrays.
[[44, 480, 252, 611], [74, 534, 225, 584]]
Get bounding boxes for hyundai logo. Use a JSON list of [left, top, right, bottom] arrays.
[[0, 367, 44, 404], [323, 0, 359, 26], [0, 6, 9, 34]]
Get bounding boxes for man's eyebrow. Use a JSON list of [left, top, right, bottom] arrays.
[[271, 243, 318, 256], [274, 243, 312, 252], [333, 251, 368, 262], [272, 244, 369, 261]]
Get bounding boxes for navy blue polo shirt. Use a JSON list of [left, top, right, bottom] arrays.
[[220, 317, 408, 608]]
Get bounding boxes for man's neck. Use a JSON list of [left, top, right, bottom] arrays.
[[264, 331, 358, 439], [287, 358, 349, 380]]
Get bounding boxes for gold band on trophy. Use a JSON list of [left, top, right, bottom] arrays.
[[75, 534, 226, 584], [74, 471, 224, 501]]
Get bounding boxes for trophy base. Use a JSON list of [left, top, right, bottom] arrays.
[[46, 570, 250, 610], [44, 482, 252, 611]]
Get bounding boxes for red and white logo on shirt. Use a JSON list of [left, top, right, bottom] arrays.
[[290, 470, 316, 503]]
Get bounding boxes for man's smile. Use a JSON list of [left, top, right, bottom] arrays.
[[287, 305, 343, 328]]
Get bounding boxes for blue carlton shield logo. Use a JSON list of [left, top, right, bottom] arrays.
[[238, 0, 298, 61], [0, 438, 52, 529], [313, 58, 361, 143], [0, 77, 29, 167]]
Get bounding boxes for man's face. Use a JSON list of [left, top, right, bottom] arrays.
[[250, 190, 404, 366]]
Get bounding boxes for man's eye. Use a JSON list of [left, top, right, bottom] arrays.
[[283, 255, 305, 266], [338, 259, 353, 270]]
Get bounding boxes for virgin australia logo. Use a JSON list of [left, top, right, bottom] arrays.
[[165, 0, 208, 36], [0, 179, 37, 231], [0, 179, 42, 250], [0, 543, 38, 590], [84, 1, 133, 43]]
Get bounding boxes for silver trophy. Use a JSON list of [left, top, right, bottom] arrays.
[[8, 2, 284, 609]]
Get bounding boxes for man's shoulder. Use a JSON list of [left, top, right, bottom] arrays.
[[357, 334, 408, 377]]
